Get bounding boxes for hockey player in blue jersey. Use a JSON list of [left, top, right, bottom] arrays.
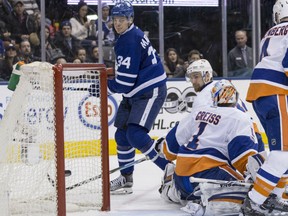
[[93, 0, 170, 194]]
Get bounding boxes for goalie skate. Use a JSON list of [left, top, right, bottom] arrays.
[[110, 174, 133, 195], [241, 193, 288, 216]]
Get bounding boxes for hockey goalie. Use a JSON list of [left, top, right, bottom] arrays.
[[157, 80, 269, 215]]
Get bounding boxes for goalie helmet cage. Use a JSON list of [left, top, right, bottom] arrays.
[[0, 62, 110, 216]]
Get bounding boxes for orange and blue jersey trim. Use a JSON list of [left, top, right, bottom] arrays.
[[246, 68, 288, 102], [175, 147, 231, 176]]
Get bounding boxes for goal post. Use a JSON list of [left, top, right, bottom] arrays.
[[54, 64, 66, 216], [0, 62, 110, 215], [55, 63, 111, 212]]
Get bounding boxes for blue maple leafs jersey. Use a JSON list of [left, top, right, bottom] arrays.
[[108, 24, 167, 98]]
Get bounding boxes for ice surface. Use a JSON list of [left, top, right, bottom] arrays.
[[68, 155, 187, 216]]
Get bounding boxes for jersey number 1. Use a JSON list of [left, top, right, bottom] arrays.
[[187, 122, 208, 149]]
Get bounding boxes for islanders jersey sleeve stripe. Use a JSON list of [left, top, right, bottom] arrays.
[[252, 68, 288, 84], [165, 125, 181, 152], [228, 136, 258, 174], [162, 143, 177, 161], [162, 125, 180, 161], [246, 81, 288, 102], [246, 67, 288, 102], [231, 150, 257, 175]]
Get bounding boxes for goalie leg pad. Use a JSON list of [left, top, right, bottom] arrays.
[[159, 179, 181, 203], [199, 182, 249, 216], [159, 163, 181, 203]]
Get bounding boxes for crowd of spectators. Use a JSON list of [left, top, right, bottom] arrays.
[[0, 0, 116, 81], [0, 0, 252, 81]]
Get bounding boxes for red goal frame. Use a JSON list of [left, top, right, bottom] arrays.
[[54, 63, 111, 215]]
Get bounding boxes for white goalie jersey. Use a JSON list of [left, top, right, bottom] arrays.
[[174, 104, 259, 177], [161, 80, 261, 161]]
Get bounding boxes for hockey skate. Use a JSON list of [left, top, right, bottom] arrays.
[[262, 193, 288, 213], [110, 174, 133, 195], [241, 196, 267, 216], [241, 193, 288, 216]]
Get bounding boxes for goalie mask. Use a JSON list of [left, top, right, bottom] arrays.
[[111, 1, 134, 19], [211, 79, 239, 107], [186, 59, 213, 84], [273, 0, 288, 24]]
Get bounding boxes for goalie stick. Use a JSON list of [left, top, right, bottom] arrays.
[[65, 155, 149, 191], [190, 177, 252, 187]]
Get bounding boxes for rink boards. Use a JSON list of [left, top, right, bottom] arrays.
[[0, 79, 267, 157]]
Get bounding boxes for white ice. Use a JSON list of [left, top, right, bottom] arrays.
[[68, 155, 188, 216]]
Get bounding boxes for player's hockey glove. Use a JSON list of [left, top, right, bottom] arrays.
[[88, 80, 100, 97]]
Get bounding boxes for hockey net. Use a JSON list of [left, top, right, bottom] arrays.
[[0, 62, 110, 215]]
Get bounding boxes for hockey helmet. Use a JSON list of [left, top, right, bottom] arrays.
[[111, 1, 134, 19], [211, 79, 239, 107], [186, 59, 213, 84], [273, 0, 288, 24]]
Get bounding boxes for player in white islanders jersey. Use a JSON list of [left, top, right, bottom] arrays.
[[242, 1, 288, 215], [158, 80, 259, 206], [158, 59, 264, 162]]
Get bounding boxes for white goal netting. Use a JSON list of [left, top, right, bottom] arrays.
[[0, 62, 109, 215]]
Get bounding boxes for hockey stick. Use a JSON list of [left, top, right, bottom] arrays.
[[65, 155, 149, 191], [190, 177, 252, 187], [47, 170, 72, 187]]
